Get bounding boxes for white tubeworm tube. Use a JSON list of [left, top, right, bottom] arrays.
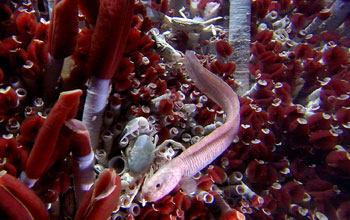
[[111, 211, 125, 220], [228, 0, 251, 95], [272, 16, 290, 29], [192, 171, 202, 180], [119, 194, 131, 208], [112, 123, 124, 136], [228, 171, 243, 184], [127, 203, 141, 216], [93, 164, 104, 174], [119, 136, 129, 148], [103, 110, 114, 128], [95, 148, 108, 167], [9, 76, 23, 89], [72, 151, 95, 208], [197, 191, 215, 204], [169, 127, 179, 138], [82, 77, 111, 150], [191, 125, 204, 136], [181, 132, 192, 143], [191, 136, 202, 145], [6, 118, 20, 134], [15, 88, 27, 103], [18, 171, 38, 188], [33, 97, 44, 112], [102, 130, 114, 157], [265, 10, 278, 22]]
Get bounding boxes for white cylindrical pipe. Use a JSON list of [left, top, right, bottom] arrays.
[[82, 77, 111, 150], [127, 203, 141, 216]]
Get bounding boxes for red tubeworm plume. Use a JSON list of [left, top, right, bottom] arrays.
[[197, 174, 213, 191], [220, 209, 246, 220], [87, 0, 135, 79], [324, 78, 350, 97], [78, 0, 100, 24], [309, 130, 337, 151], [306, 34, 320, 44], [257, 128, 275, 148], [246, 159, 277, 186], [0, 3, 11, 21], [326, 148, 350, 176], [153, 195, 176, 215], [291, 13, 306, 30], [249, 139, 272, 161], [336, 107, 350, 124], [294, 0, 324, 17], [0, 37, 21, 57], [0, 86, 18, 115], [0, 134, 27, 173], [215, 40, 233, 58], [158, 99, 174, 115], [255, 30, 273, 45], [294, 43, 314, 59], [210, 60, 236, 75], [323, 46, 348, 66], [114, 71, 134, 92], [251, 42, 265, 58], [283, 181, 306, 203], [207, 165, 227, 184], [308, 112, 332, 131], [252, 0, 272, 19], [268, 184, 291, 210], [337, 201, 350, 219], [113, 57, 135, 92], [74, 169, 121, 220], [125, 27, 141, 52], [18, 114, 45, 144], [0, 159, 17, 176], [277, 0, 291, 11], [27, 39, 47, 66], [289, 118, 309, 138], [321, 31, 341, 44], [21, 90, 82, 187], [197, 0, 221, 10], [0, 68, 4, 83], [0, 171, 50, 220], [210, 60, 225, 74], [48, 0, 78, 59], [15, 11, 37, 35], [159, 0, 169, 14]]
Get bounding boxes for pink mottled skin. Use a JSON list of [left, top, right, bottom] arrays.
[[141, 51, 240, 202]]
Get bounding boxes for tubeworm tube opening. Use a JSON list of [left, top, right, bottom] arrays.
[[15, 88, 27, 102], [127, 203, 141, 216], [234, 184, 247, 196], [228, 171, 243, 184], [119, 137, 129, 148], [95, 149, 108, 167], [108, 156, 127, 175]]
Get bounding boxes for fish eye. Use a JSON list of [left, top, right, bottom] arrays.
[[156, 183, 161, 188]]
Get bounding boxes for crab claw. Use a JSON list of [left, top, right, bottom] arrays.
[[118, 117, 150, 143]]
